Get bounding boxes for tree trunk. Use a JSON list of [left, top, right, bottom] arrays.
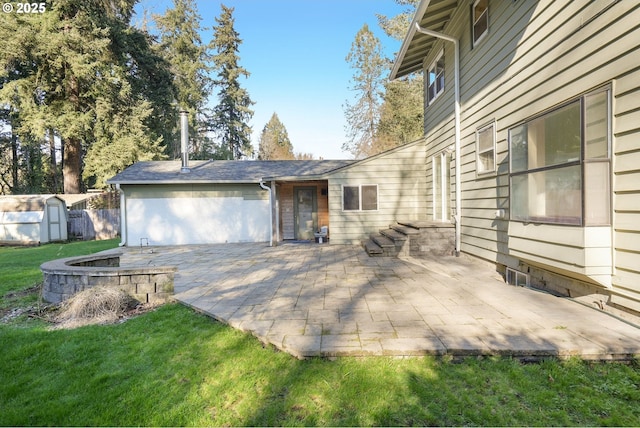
[[63, 136, 82, 194], [49, 129, 59, 192]]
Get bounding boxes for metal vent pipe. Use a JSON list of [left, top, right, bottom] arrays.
[[180, 110, 190, 173]]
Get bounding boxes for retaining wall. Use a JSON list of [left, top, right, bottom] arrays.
[[41, 252, 177, 304]]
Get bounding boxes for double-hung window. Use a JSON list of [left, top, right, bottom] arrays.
[[427, 50, 444, 104], [509, 87, 611, 226], [342, 185, 378, 211], [472, 0, 489, 46], [476, 121, 496, 175]]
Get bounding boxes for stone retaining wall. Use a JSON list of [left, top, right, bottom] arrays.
[[41, 252, 177, 304]]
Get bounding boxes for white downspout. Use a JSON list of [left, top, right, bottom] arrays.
[[414, 22, 462, 257], [116, 183, 127, 247], [259, 180, 273, 247]]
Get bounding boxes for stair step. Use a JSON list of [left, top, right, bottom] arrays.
[[371, 234, 395, 248], [398, 220, 454, 229], [390, 223, 420, 236], [380, 228, 408, 241], [364, 239, 384, 255]]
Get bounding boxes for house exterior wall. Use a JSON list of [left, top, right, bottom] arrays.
[[277, 181, 328, 241], [418, 1, 640, 310], [121, 184, 270, 246], [327, 141, 428, 244]]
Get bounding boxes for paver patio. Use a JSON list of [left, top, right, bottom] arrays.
[[118, 242, 640, 360]]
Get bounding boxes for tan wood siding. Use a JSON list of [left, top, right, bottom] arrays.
[[419, 1, 639, 296], [328, 142, 427, 244]]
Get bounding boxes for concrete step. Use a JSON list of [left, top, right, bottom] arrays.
[[380, 228, 408, 242], [398, 220, 454, 230], [390, 223, 420, 236], [364, 239, 384, 256], [370, 233, 396, 249]]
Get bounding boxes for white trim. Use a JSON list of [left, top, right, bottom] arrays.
[[426, 49, 445, 105], [472, 0, 489, 47], [341, 184, 379, 212], [476, 121, 496, 176]]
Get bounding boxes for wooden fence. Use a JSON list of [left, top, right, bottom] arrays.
[[68, 209, 120, 241]]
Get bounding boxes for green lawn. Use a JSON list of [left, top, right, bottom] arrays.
[[1, 241, 639, 426]]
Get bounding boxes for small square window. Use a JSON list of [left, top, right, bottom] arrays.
[[473, 0, 489, 46], [361, 185, 378, 211], [476, 122, 496, 175]]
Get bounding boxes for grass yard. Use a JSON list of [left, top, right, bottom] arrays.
[[1, 241, 640, 426]]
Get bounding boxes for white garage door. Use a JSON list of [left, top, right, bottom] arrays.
[[125, 196, 270, 245]]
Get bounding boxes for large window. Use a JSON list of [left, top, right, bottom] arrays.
[[427, 50, 444, 104], [472, 0, 489, 46], [509, 87, 611, 226], [476, 121, 496, 175], [343, 185, 378, 211]]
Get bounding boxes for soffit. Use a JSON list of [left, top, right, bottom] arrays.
[[391, 0, 459, 79]]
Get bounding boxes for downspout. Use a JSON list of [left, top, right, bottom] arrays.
[[116, 183, 127, 247], [414, 22, 462, 257], [259, 180, 273, 247]]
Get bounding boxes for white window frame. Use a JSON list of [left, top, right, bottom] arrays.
[[476, 121, 496, 176], [508, 86, 612, 226], [426, 49, 445, 105], [472, 0, 489, 47], [432, 151, 451, 221], [342, 184, 378, 212]]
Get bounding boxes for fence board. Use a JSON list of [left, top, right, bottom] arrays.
[[68, 209, 120, 240]]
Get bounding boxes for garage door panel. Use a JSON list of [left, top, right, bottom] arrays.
[[126, 196, 269, 245]]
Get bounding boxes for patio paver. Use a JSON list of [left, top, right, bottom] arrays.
[[117, 243, 640, 360]]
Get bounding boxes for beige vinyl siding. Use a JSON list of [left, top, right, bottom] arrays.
[[328, 141, 427, 244], [612, 70, 640, 302], [419, 1, 639, 297]]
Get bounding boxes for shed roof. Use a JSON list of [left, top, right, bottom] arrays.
[[107, 160, 356, 185], [390, 0, 459, 80], [0, 195, 59, 212], [0, 195, 63, 225]]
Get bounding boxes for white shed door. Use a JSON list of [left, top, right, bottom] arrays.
[[125, 196, 270, 246], [47, 205, 61, 241]]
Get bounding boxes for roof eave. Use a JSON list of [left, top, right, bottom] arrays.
[[390, 0, 433, 80]]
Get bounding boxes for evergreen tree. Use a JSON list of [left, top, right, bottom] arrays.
[[210, 4, 254, 160], [374, 75, 424, 152], [258, 113, 294, 160], [373, 0, 423, 151], [154, 0, 213, 159], [0, 1, 174, 193], [343, 24, 386, 158]]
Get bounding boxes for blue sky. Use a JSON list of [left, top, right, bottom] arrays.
[[136, 1, 408, 159]]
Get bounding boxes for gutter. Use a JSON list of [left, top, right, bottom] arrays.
[[414, 22, 462, 256], [259, 181, 274, 247], [116, 184, 127, 247]]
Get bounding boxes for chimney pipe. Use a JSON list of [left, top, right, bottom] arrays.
[[180, 110, 190, 173]]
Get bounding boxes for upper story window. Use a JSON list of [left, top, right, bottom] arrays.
[[476, 121, 496, 175], [509, 87, 611, 226], [427, 50, 445, 104], [472, 0, 489, 46]]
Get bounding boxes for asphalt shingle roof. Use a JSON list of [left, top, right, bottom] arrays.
[[107, 160, 355, 185]]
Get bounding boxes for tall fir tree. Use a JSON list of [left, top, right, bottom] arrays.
[[154, 0, 213, 159], [258, 113, 294, 160], [342, 24, 386, 158], [373, 0, 423, 151], [0, 1, 174, 193], [210, 4, 254, 160]]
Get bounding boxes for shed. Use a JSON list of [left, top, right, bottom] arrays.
[[0, 195, 68, 244]]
